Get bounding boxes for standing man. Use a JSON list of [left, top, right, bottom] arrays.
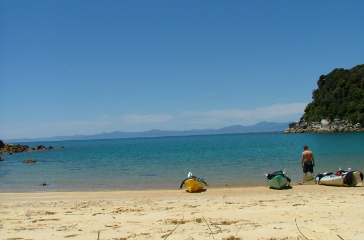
[[302, 145, 315, 177]]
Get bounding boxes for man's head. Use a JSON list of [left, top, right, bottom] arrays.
[[303, 145, 308, 150]]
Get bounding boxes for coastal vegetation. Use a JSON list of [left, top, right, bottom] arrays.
[[301, 64, 364, 124]]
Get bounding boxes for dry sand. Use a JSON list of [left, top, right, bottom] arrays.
[[1, 184, 364, 240]]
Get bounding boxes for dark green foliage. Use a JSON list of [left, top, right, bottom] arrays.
[[301, 64, 364, 124]]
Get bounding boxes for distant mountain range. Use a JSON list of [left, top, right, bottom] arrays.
[[6, 121, 292, 143]]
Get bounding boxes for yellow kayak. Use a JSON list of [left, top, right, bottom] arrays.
[[184, 178, 206, 192], [180, 172, 209, 192]]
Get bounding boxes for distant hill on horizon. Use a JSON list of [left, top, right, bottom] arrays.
[[5, 121, 293, 143]]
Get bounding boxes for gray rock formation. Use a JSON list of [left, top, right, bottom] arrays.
[[22, 159, 36, 163], [0, 141, 63, 154], [283, 119, 363, 133]]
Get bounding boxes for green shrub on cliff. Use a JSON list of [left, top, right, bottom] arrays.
[[301, 64, 364, 124]]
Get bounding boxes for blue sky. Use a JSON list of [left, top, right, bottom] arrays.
[[1, 0, 363, 140]]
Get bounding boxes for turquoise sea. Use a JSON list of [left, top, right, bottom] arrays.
[[1, 132, 363, 192]]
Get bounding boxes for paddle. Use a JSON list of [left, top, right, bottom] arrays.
[[180, 171, 193, 189], [299, 177, 315, 185], [179, 179, 187, 189]]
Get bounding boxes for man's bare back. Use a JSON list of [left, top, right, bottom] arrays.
[[302, 150, 314, 162]]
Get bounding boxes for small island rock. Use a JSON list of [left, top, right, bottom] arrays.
[[22, 159, 36, 163]]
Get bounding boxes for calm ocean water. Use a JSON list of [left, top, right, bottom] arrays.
[[1, 132, 363, 192]]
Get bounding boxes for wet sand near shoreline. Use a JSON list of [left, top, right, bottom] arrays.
[[1, 185, 364, 240]]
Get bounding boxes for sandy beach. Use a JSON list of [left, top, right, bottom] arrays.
[[1, 184, 364, 240]]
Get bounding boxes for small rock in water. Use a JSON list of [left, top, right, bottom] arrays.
[[22, 159, 36, 163]]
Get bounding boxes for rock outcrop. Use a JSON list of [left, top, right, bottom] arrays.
[[0, 141, 63, 154], [283, 119, 363, 133], [0, 143, 30, 154], [22, 159, 36, 163]]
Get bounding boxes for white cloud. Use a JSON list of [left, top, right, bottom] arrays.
[[0, 103, 307, 139], [0, 119, 115, 140], [121, 114, 173, 124], [183, 103, 307, 120], [183, 109, 251, 118], [179, 103, 307, 127], [253, 103, 308, 118]]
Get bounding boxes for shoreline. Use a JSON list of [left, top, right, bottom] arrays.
[[1, 184, 363, 198], [0, 181, 268, 193], [1, 185, 363, 239]]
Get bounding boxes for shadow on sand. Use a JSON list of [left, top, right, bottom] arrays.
[[185, 189, 207, 193], [269, 185, 293, 190]]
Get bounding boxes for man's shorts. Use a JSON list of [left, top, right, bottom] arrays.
[[303, 161, 313, 173]]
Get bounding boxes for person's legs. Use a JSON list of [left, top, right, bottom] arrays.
[[303, 162, 308, 176]]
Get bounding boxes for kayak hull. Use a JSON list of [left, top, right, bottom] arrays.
[[267, 175, 289, 189], [318, 171, 362, 186], [184, 179, 205, 192]]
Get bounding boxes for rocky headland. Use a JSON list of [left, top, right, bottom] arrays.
[[284, 64, 364, 133], [283, 119, 363, 133]]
